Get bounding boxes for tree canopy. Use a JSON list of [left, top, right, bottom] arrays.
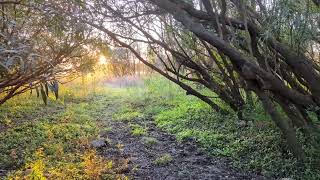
[[1, 0, 320, 163]]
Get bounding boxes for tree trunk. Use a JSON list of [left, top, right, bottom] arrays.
[[255, 89, 306, 162]]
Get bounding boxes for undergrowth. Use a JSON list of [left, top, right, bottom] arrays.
[[111, 76, 320, 179], [153, 154, 173, 166], [2, 75, 320, 179], [130, 124, 148, 136], [0, 81, 127, 179]]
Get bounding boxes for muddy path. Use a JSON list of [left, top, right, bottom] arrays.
[[96, 103, 267, 180]]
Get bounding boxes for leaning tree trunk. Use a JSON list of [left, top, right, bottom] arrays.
[[255, 88, 306, 162]]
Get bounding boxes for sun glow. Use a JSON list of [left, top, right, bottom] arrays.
[[99, 55, 107, 65]]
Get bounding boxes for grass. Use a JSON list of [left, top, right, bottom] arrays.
[[0, 79, 127, 179], [153, 154, 173, 166], [1, 75, 320, 179], [141, 137, 158, 146], [109, 75, 320, 180], [113, 109, 142, 122], [130, 124, 148, 136], [103, 127, 113, 133]]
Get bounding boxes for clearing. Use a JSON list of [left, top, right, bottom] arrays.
[[0, 76, 315, 179], [96, 87, 265, 180]]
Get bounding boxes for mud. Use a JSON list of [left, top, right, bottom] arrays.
[[98, 114, 267, 180]]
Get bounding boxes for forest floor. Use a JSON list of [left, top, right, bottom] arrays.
[[95, 85, 266, 180], [100, 107, 266, 179], [1, 76, 318, 179]]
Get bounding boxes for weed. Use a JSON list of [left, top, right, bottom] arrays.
[[176, 129, 194, 141], [116, 143, 124, 152], [81, 150, 107, 179], [153, 154, 173, 166], [103, 127, 113, 133], [113, 75, 320, 179], [2, 75, 320, 180], [1, 83, 123, 179], [141, 137, 158, 146], [113, 110, 141, 122], [130, 124, 148, 136]]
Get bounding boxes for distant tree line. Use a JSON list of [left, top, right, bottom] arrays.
[[105, 47, 151, 77]]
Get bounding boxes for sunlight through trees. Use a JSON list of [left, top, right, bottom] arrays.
[[0, 0, 319, 179]]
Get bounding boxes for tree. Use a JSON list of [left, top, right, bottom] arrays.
[[67, 0, 320, 161], [0, 0, 99, 104], [2, 0, 319, 162]]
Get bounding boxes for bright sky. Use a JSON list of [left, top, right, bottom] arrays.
[[99, 55, 107, 64]]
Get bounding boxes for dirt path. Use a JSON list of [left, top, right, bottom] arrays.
[[97, 104, 267, 180]]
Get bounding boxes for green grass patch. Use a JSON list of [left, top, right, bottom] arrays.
[[116, 75, 320, 179], [153, 154, 173, 166], [113, 110, 142, 122], [130, 124, 148, 136], [0, 84, 126, 179], [2, 75, 319, 179], [141, 137, 158, 146], [103, 127, 113, 133]]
